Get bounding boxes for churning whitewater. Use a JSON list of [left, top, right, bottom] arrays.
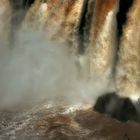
[[0, 0, 140, 115], [1, 0, 140, 140]]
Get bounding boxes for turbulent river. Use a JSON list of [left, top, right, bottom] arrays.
[[1, 0, 140, 139]]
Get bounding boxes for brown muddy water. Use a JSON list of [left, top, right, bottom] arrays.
[[1, 0, 140, 139], [1, 99, 140, 140]]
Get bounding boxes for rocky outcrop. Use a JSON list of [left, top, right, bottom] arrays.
[[94, 92, 139, 122]]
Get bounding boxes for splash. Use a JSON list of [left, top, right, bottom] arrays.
[[0, 0, 113, 108], [116, 0, 140, 100], [0, 0, 140, 109]]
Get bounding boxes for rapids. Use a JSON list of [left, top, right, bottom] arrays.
[[1, 0, 140, 139]]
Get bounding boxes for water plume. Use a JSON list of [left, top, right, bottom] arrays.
[[116, 0, 140, 100], [85, 0, 119, 89], [1, 0, 140, 112], [0, 26, 117, 108]]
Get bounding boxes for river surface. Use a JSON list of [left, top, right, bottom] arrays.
[[1, 98, 140, 140]]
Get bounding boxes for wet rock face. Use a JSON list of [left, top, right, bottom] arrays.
[[116, 0, 134, 37], [94, 93, 140, 122], [10, 0, 35, 9]]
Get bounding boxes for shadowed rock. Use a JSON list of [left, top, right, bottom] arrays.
[[94, 92, 140, 122], [117, 0, 134, 37]]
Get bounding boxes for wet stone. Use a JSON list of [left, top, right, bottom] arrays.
[[94, 92, 140, 122]]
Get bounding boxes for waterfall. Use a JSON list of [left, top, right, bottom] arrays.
[[87, 0, 119, 82], [0, 0, 140, 106], [23, 0, 84, 45], [0, 0, 11, 46], [116, 0, 140, 100]]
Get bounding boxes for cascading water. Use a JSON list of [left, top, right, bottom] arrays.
[[116, 0, 140, 100], [1, 0, 140, 110], [1, 0, 140, 139], [87, 0, 118, 83], [1, 0, 140, 112], [0, 0, 11, 46]]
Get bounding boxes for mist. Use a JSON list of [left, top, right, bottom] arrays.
[[0, 25, 116, 108], [0, 0, 117, 109]]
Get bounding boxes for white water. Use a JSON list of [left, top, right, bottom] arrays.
[[0, 22, 108, 108], [116, 1, 140, 100], [0, 0, 140, 108]]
